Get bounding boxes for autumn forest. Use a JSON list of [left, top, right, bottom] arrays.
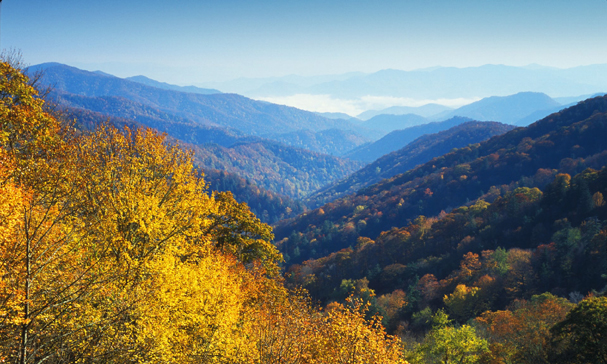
[[1, 51, 607, 364]]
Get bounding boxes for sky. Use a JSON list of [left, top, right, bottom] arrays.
[[3, 0, 607, 85]]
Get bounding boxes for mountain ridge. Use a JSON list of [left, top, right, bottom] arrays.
[[275, 95, 607, 265], [436, 92, 562, 124], [345, 117, 473, 162], [126, 75, 221, 95], [306, 121, 515, 207], [27, 62, 363, 137]]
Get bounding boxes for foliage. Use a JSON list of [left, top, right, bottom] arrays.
[[1, 61, 406, 363], [191, 140, 363, 200], [308, 121, 514, 207], [475, 293, 573, 364], [276, 95, 607, 266], [284, 157, 607, 363], [312, 296, 407, 364], [549, 296, 607, 364], [413, 310, 489, 364]]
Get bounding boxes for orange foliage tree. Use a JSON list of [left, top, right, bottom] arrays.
[[475, 293, 573, 364]]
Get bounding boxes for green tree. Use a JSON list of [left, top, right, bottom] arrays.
[[550, 296, 607, 364], [417, 310, 489, 364]]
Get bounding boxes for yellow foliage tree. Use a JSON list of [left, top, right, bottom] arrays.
[[311, 297, 407, 364], [132, 250, 256, 363], [0, 60, 406, 364], [444, 284, 483, 323]]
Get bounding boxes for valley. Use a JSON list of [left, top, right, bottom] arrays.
[[5, 2, 607, 362], [2, 58, 607, 363]]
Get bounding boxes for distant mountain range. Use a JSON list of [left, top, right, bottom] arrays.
[[205, 64, 607, 100], [345, 117, 473, 162], [27, 63, 362, 137], [315, 112, 359, 121], [306, 121, 514, 207], [275, 95, 607, 265], [29, 63, 366, 199], [126, 75, 221, 95], [357, 104, 453, 120], [356, 92, 576, 130], [435, 92, 562, 124], [360, 113, 429, 134]]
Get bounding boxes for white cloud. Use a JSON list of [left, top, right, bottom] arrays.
[[254, 94, 480, 117], [254, 94, 362, 116]]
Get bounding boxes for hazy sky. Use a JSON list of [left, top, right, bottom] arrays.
[[4, 0, 607, 84]]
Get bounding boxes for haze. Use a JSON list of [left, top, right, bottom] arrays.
[[4, 0, 607, 85]]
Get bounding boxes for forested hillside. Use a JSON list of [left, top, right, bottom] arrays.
[[0, 61, 407, 364], [287, 169, 607, 304], [58, 93, 256, 146], [275, 96, 607, 265], [274, 96, 607, 364], [189, 141, 363, 199], [284, 167, 607, 363], [63, 107, 307, 223], [307, 121, 514, 207], [345, 117, 472, 162], [56, 86, 364, 200], [265, 128, 371, 156], [28, 63, 361, 136], [204, 169, 307, 223]]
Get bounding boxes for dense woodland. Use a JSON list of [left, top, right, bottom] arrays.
[[274, 95, 607, 362], [275, 96, 607, 264], [63, 107, 307, 224], [2, 60, 607, 364], [188, 141, 363, 200], [307, 121, 514, 207], [344, 117, 473, 162], [0, 62, 405, 363]]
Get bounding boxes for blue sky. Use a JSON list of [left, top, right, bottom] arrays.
[[3, 0, 607, 84]]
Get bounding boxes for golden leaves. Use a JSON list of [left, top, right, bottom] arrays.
[[0, 61, 406, 364]]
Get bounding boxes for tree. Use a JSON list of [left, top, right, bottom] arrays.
[[417, 310, 489, 364], [475, 293, 573, 364], [504, 249, 537, 299], [0, 60, 91, 364], [444, 284, 483, 323], [248, 289, 319, 364], [0, 60, 285, 363], [550, 296, 607, 364], [129, 249, 257, 363], [312, 296, 407, 364]]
